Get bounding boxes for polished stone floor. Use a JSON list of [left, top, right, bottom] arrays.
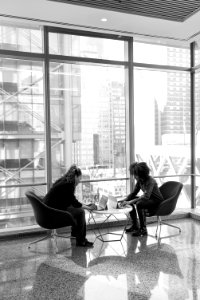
[[1, 218, 200, 300]]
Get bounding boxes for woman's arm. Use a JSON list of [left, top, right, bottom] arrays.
[[71, 194, 83, 208], [120, 181, 140, 206], [125, 181, 140, 202], [137, 178, 155, 201], [120, 197, 139, 207], [82, 203, 97, 210]]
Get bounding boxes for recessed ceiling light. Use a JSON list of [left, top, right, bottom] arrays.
[[101, 18, 107, 22]]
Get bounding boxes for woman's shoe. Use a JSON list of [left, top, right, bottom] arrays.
[[132, 228, 147, 237], [125, 225, 139, 233], [76, 239, 94, 247], [71, 232, 77, 238]]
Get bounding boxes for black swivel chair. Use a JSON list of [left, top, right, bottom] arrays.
[[26, 191, 76, 249], [146, 181, 183, 238]]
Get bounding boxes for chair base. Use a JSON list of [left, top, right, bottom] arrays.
[[28, 229, 71, 250], [155, 216, 181, 238]]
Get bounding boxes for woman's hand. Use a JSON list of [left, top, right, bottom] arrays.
[[83, 203, 97, 211], [120, 200, 128, 207], [131, 198, 139, 205], [88, 203, 97, 210]]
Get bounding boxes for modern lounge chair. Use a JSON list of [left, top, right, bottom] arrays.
[[146, 181, 183, 238], [26, 191, 76, 249]]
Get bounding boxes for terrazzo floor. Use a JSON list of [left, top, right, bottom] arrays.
[[1, 218, 200, 300]]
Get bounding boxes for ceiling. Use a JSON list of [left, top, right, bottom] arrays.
[[48, 0, 200, 22], [1, 0, 200, 43]]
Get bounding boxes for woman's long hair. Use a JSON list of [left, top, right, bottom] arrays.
[[129, 162, 150, 182], [53, 164, 82, 190], [64, 164, 82, 184]]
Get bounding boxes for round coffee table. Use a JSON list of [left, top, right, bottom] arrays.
[[87, 206, 132, 242]]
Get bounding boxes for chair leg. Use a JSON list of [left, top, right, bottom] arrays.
[[28, 232, 51, 248], [154, 216, 181, 239], [50, 229, 59, 253], [155, 216, 161, 238], [154, 217, 181, 239], [160, 220, 181, 233], [28, 229, 72, 251]]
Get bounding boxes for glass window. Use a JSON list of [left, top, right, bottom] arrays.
[[0, 24, 43, 53], [134, 67, 191, 208], [0, 57, 45, 227], [195, 71, 200, 208], [195, 40, 200, 66], [49, 32, 128, 61], [78, 179, 127, 209], [0, 58, 44, 132], [0, 24, 196, 231], [133, 40, 190, 67], [49, 62, 128, 203]]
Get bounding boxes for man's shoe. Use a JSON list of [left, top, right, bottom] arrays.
[[76, 239, 94, 247], [125, 225, 139, 233], [132, 228, 148, 237]]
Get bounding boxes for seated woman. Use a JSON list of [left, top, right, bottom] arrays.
[[121, 162, 164, 236], [44, 164, 95, 247]]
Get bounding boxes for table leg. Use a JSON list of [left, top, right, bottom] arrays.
[[88, 211, 130, 242]]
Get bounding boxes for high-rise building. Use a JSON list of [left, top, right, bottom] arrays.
[[155, 47, 191, 146]]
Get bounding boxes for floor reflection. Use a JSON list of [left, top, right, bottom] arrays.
[[88, 235, 185, 299], [29, 261, 88, 300], [1, 218, 200, 299]]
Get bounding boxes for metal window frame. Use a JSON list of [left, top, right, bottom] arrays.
[[0, 24, 196, 209]]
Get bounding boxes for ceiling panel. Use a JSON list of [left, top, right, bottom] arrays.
[[48, 0, 200, 22]]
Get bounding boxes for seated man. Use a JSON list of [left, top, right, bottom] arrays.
[[44, 164, 95, 247]]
